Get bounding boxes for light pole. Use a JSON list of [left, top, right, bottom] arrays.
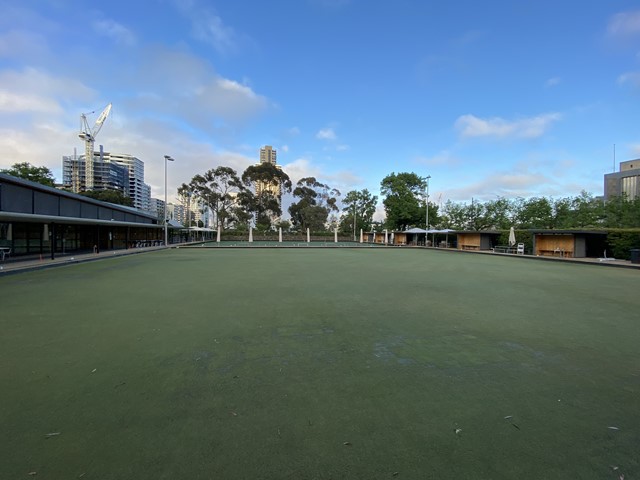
[[353, 202, 356, 242], [164, 155, 174, 246], [425, 175, 431, 246]]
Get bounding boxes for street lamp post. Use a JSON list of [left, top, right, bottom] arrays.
[[353, 202, 356, 242], [164, 155, 175, 246], [425, 175, 431, 246]]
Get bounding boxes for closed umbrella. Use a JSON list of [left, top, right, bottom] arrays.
[[508, 227, 516, 247]]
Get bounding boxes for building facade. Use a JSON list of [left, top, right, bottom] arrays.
[[604, 159, 640, 201], [259, 145, 277, 165], [63, 154, 129, 195], [255, 145, 283, 198], [62, 151, 152, 211], [0, 173, 162, 259]]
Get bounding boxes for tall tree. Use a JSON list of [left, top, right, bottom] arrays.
[[177, 181, 198, 227], [380, 172, 426, 230], [514, 197, 554, 229], [241, 163, 292, 230], [340, 189, 378, 236], [571, 191, 604, 228], [190, 167, 245, 229], [80, 189, 132, 206], [288, 177, 340, 231], [1, 162, 56, 187]]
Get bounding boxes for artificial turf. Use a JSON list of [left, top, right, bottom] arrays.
[[0, 248, 638, 479]]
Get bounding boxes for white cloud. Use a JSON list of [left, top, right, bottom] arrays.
[[455, 113, 561, 139], [617, 72, 640, 87], [316, 127, 337, 140], [173, 1, 238, 54], [92, 19, 136, 46], [0, 30, 49, 59], [282, 157, 360, 191], [545, 77, 561, 87], [415, 150, 460, 167], [608, 10, 640, 36], [336, 144, 350, 151], [443, 171, 553, 202], [0, 91, 61, 114], [280, 145, 289, 153], [0, 67, 95, 105]]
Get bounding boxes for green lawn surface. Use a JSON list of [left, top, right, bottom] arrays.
[[1, 248, 638, 479]]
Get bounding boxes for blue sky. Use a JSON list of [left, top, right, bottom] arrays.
[[1, 0, 639, 218]]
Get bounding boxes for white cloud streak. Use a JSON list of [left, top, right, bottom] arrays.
[[545, 77, 561, 87], [455, 113, 561, 139], [173, 1, 238, 53], [617, 72, 640, 87], [608, 10, 640, 36], [92, 19, 136, 46], [316, 127, 337, 140]]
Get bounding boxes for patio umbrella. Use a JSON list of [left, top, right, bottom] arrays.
[[508, 226, 516, 247], [216, 225, 221, 243], [279, 227, 283, 243], [249, 227, 253, 243]]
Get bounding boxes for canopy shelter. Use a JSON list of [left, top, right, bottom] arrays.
[[183, 226, 216, 242], [426, 228, 455, 248], [403, 227, 427, 246]]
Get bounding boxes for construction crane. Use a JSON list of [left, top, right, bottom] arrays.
[[78, 103, 112, 191]]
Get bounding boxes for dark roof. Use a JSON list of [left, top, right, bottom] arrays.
[[530, 229, 608, 235], [0, 172, 155, 220]]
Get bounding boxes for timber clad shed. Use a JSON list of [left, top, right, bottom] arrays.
[[456, 231, 501, 251], [532, 230, 607, 258]]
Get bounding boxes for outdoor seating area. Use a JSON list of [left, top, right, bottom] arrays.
[[492, 245, 516, 254], [130, 240, 165, 248]]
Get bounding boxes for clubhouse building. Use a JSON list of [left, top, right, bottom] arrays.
[[0, 173, 163, 260]]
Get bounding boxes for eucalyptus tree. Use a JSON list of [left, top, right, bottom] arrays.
[[288, 177, 340, 232], [241, 162, 292, 230], [189, 167, 246, 230]]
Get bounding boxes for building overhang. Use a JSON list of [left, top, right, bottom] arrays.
[[0, 211, 162, 229]]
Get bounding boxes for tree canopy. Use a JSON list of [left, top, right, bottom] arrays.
[[340, 189, 378, 236], [80, 189, 132, 206], [190, 167, 246, 229], [380, 172, 433, 230], [1, 162, 56, 187], [288, 177, 340, 231], [241, 163, 292, 230]]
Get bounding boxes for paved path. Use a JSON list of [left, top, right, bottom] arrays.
[[0, 246, 169, 275]]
